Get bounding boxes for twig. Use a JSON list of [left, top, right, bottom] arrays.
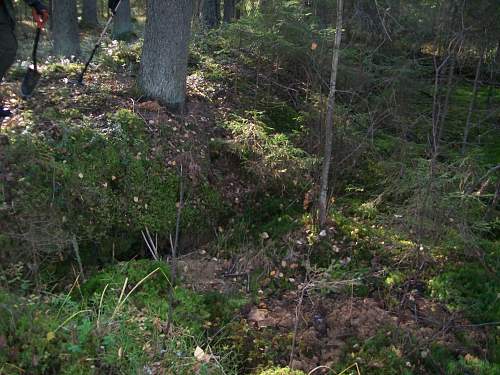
[[111, 268, 168, 320], [308, 362, 361, 375], [167, 165, 184, 332], [71, 234, 85, 282], [142, 227, 160, 260], [289, 280, 313, 368], [374, 0, 392, 42], [455, 321, 500, 328]]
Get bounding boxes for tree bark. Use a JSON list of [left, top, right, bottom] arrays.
[[48, 0, 53, 30], [223, 0, 236, 22], [113, 0, 132, 40], [200, 0, 220, 29], [318, 0, 343, 226], [81, 0, 99, 28], [52, 0, 80, 57], [139, 0, 193, 111]]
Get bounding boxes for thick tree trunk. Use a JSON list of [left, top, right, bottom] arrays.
[[200, 0, 220, 29], [81, 0, 99, 28], [113, 0, 132, 40], [318, 0, 343, 226], [139, 0, 193, 111], [391, 0, 401, 18], [52, 0, 80, 57], [48, 0, 53, 30], [223, 0, 235, 22]]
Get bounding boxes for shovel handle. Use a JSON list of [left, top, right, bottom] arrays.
[[33, 28, 41, 71], [77, 0, 123, 84]]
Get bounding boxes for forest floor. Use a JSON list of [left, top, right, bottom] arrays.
[[0, 22, 498, 375]]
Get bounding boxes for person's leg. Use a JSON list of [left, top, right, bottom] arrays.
[[0, 4, 17, 118], [0, 5, 17, 82]]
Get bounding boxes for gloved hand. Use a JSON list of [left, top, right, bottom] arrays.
[[31, 1, 49, 29], [108, 0, 120, 13]]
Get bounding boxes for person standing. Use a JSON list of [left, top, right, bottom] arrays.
[[0, 0, 48, 119]]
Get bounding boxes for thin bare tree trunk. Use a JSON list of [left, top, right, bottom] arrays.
[[462, 51, 483, 154], [437, 56, 456, 146], [318, 0, 343, 226]]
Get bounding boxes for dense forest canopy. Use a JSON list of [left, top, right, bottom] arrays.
[[0, 0, 498, 374]]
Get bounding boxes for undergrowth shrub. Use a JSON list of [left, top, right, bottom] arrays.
[[429, 263, 500, 324], [222, 111, 316, 191], [222, 0, 335, 82], [99, 39, 143, 72]]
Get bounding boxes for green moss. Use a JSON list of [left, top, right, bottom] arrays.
[[80, 260, 248, 336], [343, 330, 414, 375], [429, 263, 500, 323], [427, 343, 500, 375], [2, 109, 223, 261], [0, 259, 250, 373], [226, 321, 293, 373]]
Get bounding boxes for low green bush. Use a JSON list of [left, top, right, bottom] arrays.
[[223, 112, 316, 191], [429, 263, 500, 324]]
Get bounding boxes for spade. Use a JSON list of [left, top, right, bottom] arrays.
[[21, 27, 42, 99]]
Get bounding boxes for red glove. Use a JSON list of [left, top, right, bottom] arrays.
[[32, 8, 49, 29]]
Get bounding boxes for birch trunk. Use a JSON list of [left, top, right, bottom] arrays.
[[318, 0, 343, 226]]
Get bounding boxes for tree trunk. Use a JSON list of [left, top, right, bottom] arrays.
[[437, 56, 456, 145], [391, 0, 401, 18], [318, 0, 343, 226], [81, 0, 99, 28], [462, 51, 483, 154], [223, 0, 236, 22], [486, 40, 499, 110], [113, 0, 132, 40], [139, 0, 193, 111], [52, 0, 80, 57], [48, 0, 53, 30], [200, 0, 220, 29]]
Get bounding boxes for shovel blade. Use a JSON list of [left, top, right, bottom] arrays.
[[20, 68, 41, 99]]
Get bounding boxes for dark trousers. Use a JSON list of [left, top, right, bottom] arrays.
[[0, 4, 17, 83]]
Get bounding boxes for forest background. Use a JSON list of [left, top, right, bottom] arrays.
[[0, 0, 499, 374]]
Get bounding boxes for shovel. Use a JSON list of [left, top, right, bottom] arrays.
[[21, 27, 42, 99], [76, 0, 123, 85]]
